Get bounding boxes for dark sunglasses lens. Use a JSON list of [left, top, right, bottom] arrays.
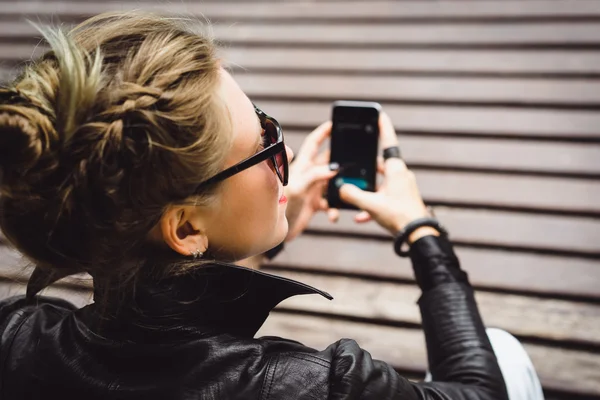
[[264, 119, 286, 181]]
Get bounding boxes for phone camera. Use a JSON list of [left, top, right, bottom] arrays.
[[365, 124, 374, 134]]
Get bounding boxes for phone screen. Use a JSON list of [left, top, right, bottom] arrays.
[[327, 101, 380, 209]]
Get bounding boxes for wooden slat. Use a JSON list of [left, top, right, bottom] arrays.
[[0, 66, 15, 83], [225, 47, 600, 76], [257, 100, 600, 139], [0, 280, 91, 308], [271, 235, 600, 298], [268, 270, 600, 346], [258, 313, 600, 396], [3, 233, 599, 299], [0, 44, 46, 63], [306, 208, 600, 255], [285, 131, 600, 176], [213, 23, 600, 46], [2, 1, 600, 20], [235, 73, 600, 105], [412, 170, 598, 214], [5, 43, 600, 77], [6, 20, 600, 46], [5, 81, 600, 175], [7, 46, 600, 105], [287, 165, 600, 215]]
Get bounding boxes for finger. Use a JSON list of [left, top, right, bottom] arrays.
[[314, 149, 331, 166], [328, 208, 339, 223], [354, 210, 372, 223], [377, 156, 385, 174], [318, 197, 328, 211], [379, 111, 398, 149], [296, 121, 332, 163], [384, 157, 408, 173], [339, 184, 376, 212], [305, 165, 338, 187]]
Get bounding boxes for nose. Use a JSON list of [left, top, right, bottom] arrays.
[[285, 145, 294, 163]]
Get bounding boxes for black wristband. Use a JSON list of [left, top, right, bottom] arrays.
[[394, 217, 448, 257]]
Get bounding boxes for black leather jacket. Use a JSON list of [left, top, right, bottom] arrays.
[[0, 235, 509, 399]]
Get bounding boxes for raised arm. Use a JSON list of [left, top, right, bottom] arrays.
[[325, 112, 508, 400]]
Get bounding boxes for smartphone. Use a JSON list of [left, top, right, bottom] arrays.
[[327, 100, 381, 210]]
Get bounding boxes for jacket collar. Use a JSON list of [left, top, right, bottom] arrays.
[[90, 262, 332, 339]]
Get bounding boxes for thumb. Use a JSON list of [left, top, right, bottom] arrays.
[[339, 184, 376, 211], [306, 165, 337, 185]]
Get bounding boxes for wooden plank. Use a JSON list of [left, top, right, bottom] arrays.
[[270, 235, 600, 299], [268, 270, 600, 346], [256, 100, 600, 139], [5, 43, 600, 77], [225, 47, 600, 76], [3, 230, 600, 299], [258, 313, 600, 396], [7, 46, 600, 104], [0, 280, 91, 308], [306, 208, 600, 255], [411, 170, 599, 214], [235, 73, 600, 105], [288, 155, 600, 214], [6, 20, 600, 46], [2, 1, 600, 21], [213, 23, 600, 46], [0, 66, 12, 82], [285, 131, 600, 176]]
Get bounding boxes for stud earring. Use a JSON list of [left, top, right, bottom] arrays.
[[191, 249, 203, 259]]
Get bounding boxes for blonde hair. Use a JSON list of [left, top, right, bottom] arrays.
[[0, 12, 231, 289]]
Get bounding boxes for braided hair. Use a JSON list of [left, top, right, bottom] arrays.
[[0, 12, 232, 297]]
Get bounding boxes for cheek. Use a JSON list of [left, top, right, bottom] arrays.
[[209, 161, 282, 257]]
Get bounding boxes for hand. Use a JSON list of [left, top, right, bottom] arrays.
[[284, 122, 338, 241], [338, 112, 432, 237]]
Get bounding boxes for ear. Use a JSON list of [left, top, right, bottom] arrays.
[[159, 205, 208, 257]]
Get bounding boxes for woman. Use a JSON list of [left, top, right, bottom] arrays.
[[0, 12, 543, 400]]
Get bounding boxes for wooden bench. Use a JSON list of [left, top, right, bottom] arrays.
[[1, 1, 600, 399]]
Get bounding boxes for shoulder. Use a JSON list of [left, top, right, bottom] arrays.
[[257, 337, 332, 400], [257, 336, 417, 400], [318, 338, 420, 400], [0, 294, 78, 350]]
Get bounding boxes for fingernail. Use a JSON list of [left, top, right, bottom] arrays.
[[328, 162, 340, 171]]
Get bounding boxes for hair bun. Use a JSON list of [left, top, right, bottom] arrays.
[[0, 88, 57, 190]]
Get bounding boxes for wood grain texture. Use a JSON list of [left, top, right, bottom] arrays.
[[223, 47, 600, 75], [258, 313, 600, 396], [284, 131, 600, 176], [306, 208, 600, 255], [213, 23, 600, 46], [3, 262, 598, 346], [270, 235, 600, 298], [255, 100, 600, 139], [0, 280, 92, 308], [2, 1, 600, 20], [265, 270, 600, 346], [235, 73, 600, 105], [7, 20, 600, 46], [5, 44, 600, 76]]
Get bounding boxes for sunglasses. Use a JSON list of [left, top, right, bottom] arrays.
[[194, 105, 288, 193]]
